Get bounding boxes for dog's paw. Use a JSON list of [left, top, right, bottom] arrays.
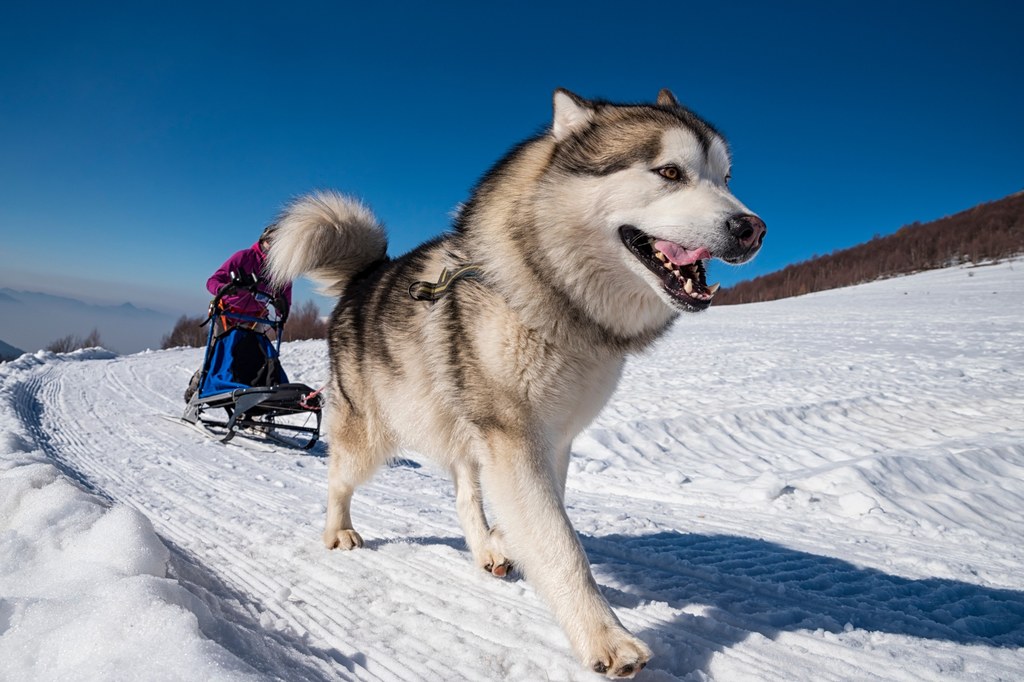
[[482, 556, 514, 578], [585, 628, 652, 678], [324, 528, 364, 550], [481, 527, 513, 578]]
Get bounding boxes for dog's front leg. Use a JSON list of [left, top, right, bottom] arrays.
[[552, 441, 572, 502], [452, 460, 513, 577], [323, 450, 364, 550], [480, 430, 651, 678]]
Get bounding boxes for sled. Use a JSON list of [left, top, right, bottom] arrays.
[[182, 274, 322, 449]]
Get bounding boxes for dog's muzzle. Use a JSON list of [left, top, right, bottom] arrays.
[[619, 225, 718, 312]]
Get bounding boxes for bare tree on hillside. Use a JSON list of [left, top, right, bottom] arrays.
[[161, 315, 207, 349], [47, 328, 103, 353], [283, 300, 327, 341]]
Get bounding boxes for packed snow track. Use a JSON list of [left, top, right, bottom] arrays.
[[2, 261, 1023, 680]]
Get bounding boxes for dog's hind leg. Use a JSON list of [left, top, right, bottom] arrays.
[[452, 460, 513, 577], [322, 409, 390, 550], [480, 430, 651, 678]]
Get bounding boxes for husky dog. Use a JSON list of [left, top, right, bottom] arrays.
[[267, 89, 764, 677]]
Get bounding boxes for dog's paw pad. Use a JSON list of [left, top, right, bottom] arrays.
[[324, 529, 364, 550], [483, 560, 514, 578], [614, 661, 646, 677], [479, 527, 513, 577], [587, 631, 651, 678], [592, 658, 647, 679]]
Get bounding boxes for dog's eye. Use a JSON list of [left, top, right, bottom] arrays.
[[724, 172, 732, 185], [656, 165, 684, 182]]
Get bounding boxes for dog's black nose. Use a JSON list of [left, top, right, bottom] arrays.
[[728, 214, 766, 250]]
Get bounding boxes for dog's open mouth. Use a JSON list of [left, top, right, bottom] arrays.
[[619, 225, 719, 311]]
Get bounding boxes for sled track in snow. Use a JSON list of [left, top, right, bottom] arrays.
[[10, 371, 110, 501], [7, 261, 1024, 680], [7, 363, 358, 680]]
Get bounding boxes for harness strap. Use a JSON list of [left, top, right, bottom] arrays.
[[408, 264, 485, 302]]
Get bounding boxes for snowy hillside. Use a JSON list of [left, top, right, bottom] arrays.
[[2, 261, 1023, 681]]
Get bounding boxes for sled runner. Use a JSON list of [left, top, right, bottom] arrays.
[[182, 274, 322, 449]]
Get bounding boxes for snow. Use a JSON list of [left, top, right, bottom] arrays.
[[2, 260, 1023, 680]]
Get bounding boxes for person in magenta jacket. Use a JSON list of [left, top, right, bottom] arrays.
[[183, 226, 293, 403], [207, 225, 293, 320]]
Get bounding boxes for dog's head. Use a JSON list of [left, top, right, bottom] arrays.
[[546, 88, 765, 313]]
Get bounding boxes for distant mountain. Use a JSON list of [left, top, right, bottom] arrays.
[[716, 190, 1024, 305], [0, 289, 170, 316], [0, 338, 25, 362], [0, 289, 183, 355]]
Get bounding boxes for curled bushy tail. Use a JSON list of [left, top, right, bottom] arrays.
[[266, 191, 387, 297]]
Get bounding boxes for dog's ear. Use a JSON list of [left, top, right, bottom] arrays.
[[552, 88, 594, 141], [657, 89, 680, 107]]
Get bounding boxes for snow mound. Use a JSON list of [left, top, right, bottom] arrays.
[[0, 374, 258, 681]]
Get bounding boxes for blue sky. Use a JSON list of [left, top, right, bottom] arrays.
[[1, 1, 1021, 316]]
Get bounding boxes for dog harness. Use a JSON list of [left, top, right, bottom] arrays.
[[408, 264, 485, 302]]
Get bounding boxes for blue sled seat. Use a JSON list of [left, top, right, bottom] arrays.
[[199, 327, 288, 399]]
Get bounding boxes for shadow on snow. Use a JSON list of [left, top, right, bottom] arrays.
[[583, 531, 1024, 674]]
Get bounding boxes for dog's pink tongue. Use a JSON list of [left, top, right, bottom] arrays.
[[654, 240, 710, 266]]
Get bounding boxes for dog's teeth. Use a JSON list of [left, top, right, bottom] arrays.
[[683, 279, 694, 294], [707, 282, 721, 295], [655, 252, 668, 262]]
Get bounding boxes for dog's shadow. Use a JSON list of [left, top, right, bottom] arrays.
[[359, 530, 1024, 675], [581, 531, 1024, 675]]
